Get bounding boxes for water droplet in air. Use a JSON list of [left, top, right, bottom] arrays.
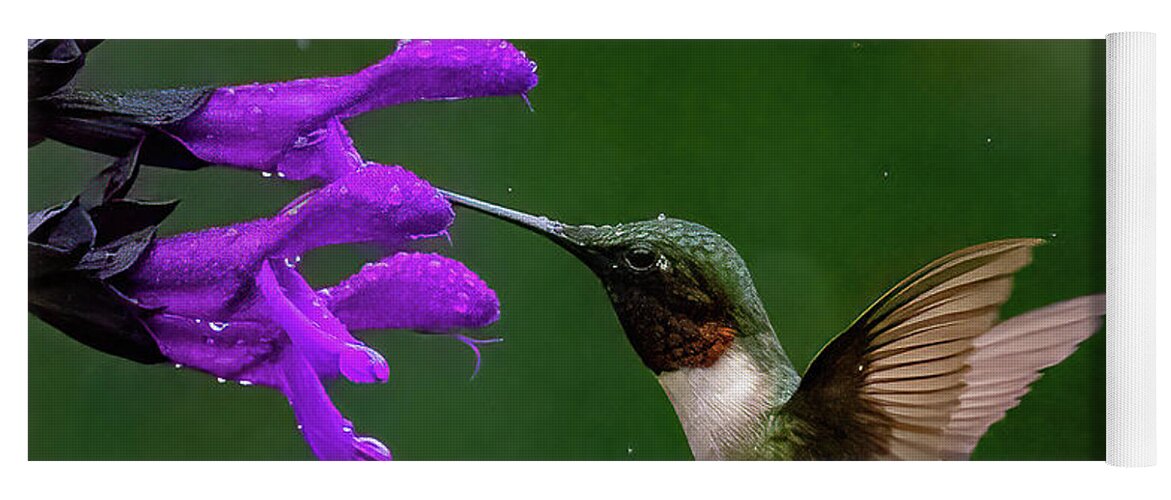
[[174, 364, 183, 369], [507, 186, 513, 193], [657, 213, 667, 221], [216, 377, 227, 384], [1049, 232, 1059, 238], [208, 322, 229, 332], [882, 170, 890, 179]]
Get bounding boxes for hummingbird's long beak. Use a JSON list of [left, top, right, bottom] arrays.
[[439, 189, 584, 252]]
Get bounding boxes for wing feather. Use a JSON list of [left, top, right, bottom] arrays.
[[769, 239, 1104, 460]]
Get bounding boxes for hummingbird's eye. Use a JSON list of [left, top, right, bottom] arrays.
[[624, 247, 658, 271]]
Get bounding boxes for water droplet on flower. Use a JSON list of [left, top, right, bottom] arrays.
[[238, 380, 253, 386], [297, 424, 303, 430], [284, 255, 302, 268], [497, 40, 509, 49], [261, 171, 274, 178], [342, 426, 353, 433], [388, 184, 403, 205], [453, 292, 471, 314], [216, 377, 227, 383], [397, 39, 412, 49], [292, 128, 328, 150], [208, 322, 229, 332], [224, 88, 236, 97], [174, 364, 183, 369], [657, 213, 667, 221], [205, 337, 215, 345], [276, 171, 287, 178]]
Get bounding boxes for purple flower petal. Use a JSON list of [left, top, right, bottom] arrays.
[[345, 39, 540, 115], [144, 313, 285, 387], [257, 260, 388, 384], [324, 252, 500, 333], [122, 164, 452, 320], [161, 39, 538, 181], [279, 349, 391, 461]]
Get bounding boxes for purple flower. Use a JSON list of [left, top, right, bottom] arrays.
[[32, 40, 539, 180], [30, 39, 534, 460], [119, 165, 500, 460]]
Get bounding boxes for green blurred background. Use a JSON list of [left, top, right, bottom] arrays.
[[28, 40, 1105, 460]]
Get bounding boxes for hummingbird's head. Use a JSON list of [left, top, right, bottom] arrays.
[[443, 190, 761, 374]]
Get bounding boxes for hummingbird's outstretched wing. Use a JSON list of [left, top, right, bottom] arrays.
[[766, 239, 1104, 460]]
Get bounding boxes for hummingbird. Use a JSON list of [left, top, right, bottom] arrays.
[[440, 190, 1105, 460]]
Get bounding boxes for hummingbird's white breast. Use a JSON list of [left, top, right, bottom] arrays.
[[656, 341, 775, 460]]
